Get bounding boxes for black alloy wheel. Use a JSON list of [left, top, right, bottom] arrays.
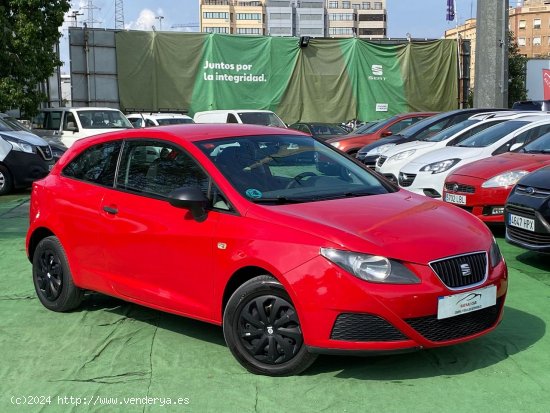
[[223, 275, 317, 376], [32, 236, 83, 312], [0, 165, 13, 196]]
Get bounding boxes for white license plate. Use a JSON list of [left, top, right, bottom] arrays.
[[445, 193, 467, 205], [437, 285, 497, 320], [509, 213, 535, 232]]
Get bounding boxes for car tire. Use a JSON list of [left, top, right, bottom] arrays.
[[32, 236, 83, 312], [0, 165, 13, 196], [223, 275, 317, 376]]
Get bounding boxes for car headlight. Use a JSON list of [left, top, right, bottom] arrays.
[[320, 248, 420, 284], [387, 149, 416, 163], [2, 135, 35, 153], [420, 158, 460, 174], [367, 143, 395, 156], [489, 239, 503, 268], [330, 141, 342, 149], [481, 170, 529, 188]]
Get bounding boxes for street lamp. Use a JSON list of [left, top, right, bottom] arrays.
[[155, 15, 164, 31]]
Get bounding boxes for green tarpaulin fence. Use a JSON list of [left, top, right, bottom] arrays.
[[115, 33, 458, 123]]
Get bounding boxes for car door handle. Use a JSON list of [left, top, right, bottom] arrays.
[[103, 205, 118, 215]]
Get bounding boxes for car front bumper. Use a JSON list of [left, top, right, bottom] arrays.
[[285, 255, 508, 353]]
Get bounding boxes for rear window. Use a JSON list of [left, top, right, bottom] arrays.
[[237, 112, 286, 128]]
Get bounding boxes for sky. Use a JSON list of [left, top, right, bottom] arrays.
[[59, 0, 486, 72]]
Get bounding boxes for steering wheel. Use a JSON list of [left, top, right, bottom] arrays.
[[286, 172, 318, 189]]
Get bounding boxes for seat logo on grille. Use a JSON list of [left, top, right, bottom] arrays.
[[460, 263, 472, 276]]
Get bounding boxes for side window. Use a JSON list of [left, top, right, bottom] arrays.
[[227, 113, 239, 123], [129, 118, 143, 128], [117, 140, 210, 198], [63, 112, 77, 131], [145, 119, 156, 127], [63, 141, 122, 186], [41, 111, 63, 131], [388, 119, 413, 134]]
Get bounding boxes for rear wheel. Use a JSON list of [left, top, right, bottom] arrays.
[[32, 236, 83, 312], [223, 275, 317, 376], [0, 165, 13, 195]]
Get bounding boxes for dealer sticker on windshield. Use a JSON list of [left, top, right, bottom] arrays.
[[437, 285, 497, 320]]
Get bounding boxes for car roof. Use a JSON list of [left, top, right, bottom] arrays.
[[39, 107, 122, 112], [127, 113, 192, 119], [194, 109, 275, 114], [76, 124, 306, 148]]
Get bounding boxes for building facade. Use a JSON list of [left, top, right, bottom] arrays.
[[199, 0, 386, 38]]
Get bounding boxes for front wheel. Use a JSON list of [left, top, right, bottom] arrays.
[[0, 165, 13, 196], [32, 236, 83, 312], [223, 275, 317, 376]]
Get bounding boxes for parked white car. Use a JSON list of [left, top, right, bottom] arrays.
[[398, 114, 550, 198], [32, 107, 133, 148], [193, 110, 287, 128], [126, 113, 194, 128], [376, 112, 541, 183]]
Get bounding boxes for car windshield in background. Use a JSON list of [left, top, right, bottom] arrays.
[[196, 135, 392, 204], [456, 121, 529, 148], [0, 115, 29, 132], [156, 118, 195, 126], [237, 112, 286, 128], [518, 131, 550, 153], [76, 110, 133, 129], [423, 119, 479, 142], [310, 124, 348, 136]]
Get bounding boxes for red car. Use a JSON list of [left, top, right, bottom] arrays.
[[326, 112, 436, 155], [443, 132, 550, 223], [26, 124, 507, 376]]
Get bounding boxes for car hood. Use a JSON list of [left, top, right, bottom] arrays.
[[450, 152, 550, 180], [382, 140, 436, 157], [0, 129, 48, 146], [250, 191, 491, 265], [403, 147, 485, 170], [517, 165, 550, 188], [326, 132, 377, 143]]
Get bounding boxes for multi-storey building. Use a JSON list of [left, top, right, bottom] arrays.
[[200, 0, 266, 35], [200, 0, 387, 38], [445, 18, 477, 86]]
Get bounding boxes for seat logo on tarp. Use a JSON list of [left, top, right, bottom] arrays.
[[369, 64, 386, 81]]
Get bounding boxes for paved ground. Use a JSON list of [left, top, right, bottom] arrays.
[[1, 191, 549, 412]]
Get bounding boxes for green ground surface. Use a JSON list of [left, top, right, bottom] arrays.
[[1, 192, 549, 413]]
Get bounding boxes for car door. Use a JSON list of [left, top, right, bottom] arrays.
[[100, 138, 221, 320]]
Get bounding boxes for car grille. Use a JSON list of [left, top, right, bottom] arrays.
[[377, 156, 387, 167], [37, 145, 53, 161], [398, 172, 416, 187], [445, 182, 476, 194], [506, 205, 536, 221], [405, 297, 503, 342], [331, 313, 408, 341], [429, 252, 487, 289], [507, 227, 550, 246], [515, 184, 550, 198]]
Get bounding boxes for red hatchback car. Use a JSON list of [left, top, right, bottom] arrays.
[[443, 132, 550, 223], [326, 112, 436, 155], [26, 124, 507, 376]]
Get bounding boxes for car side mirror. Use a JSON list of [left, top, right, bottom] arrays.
[[168, 186, 209, 222], [67, 122, 78, 132], [509, 142, 522, 151], [381, 131, 393, 137]]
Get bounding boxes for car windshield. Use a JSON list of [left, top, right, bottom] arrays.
[[519, 131, 550, 153], [352, 120, 384, 134], [238, 112, 286, 128], [77, 110, 132, 129], [355, 116, 399, 134], [0, 115, 29, 132], [196, 135, 393, 204], [423, 119, 479, 142], [156, 118, 194, 126], [310, 124, 348, 136], [456, 121, 529, 148]]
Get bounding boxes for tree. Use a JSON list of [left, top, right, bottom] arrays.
[[0, 1, 70, 116], [508, 31, 528, 107]]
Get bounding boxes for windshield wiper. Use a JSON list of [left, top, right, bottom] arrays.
[[251, 196, 309, 205], [524, 149, 550, 154]]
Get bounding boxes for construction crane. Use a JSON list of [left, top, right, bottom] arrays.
[[115, 0, 124, 29]]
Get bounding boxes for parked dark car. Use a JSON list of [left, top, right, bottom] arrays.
[[0, 113, 55, 195], [289, 122, 349, 141], [512, 100, 550, 111], [356, 108, 509, 167], [505, 165, 550, 252]]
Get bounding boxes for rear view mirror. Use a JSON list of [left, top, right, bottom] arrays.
[[168, 186, 209, 222]]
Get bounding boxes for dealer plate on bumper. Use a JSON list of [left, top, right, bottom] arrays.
[[444, 193, 466, 205], [437, 285, 496, 320]]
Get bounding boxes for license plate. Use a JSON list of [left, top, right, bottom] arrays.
[[445, 193, 467, 205], [509, 213, 535, 232], [437, 285, 497, 320]]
